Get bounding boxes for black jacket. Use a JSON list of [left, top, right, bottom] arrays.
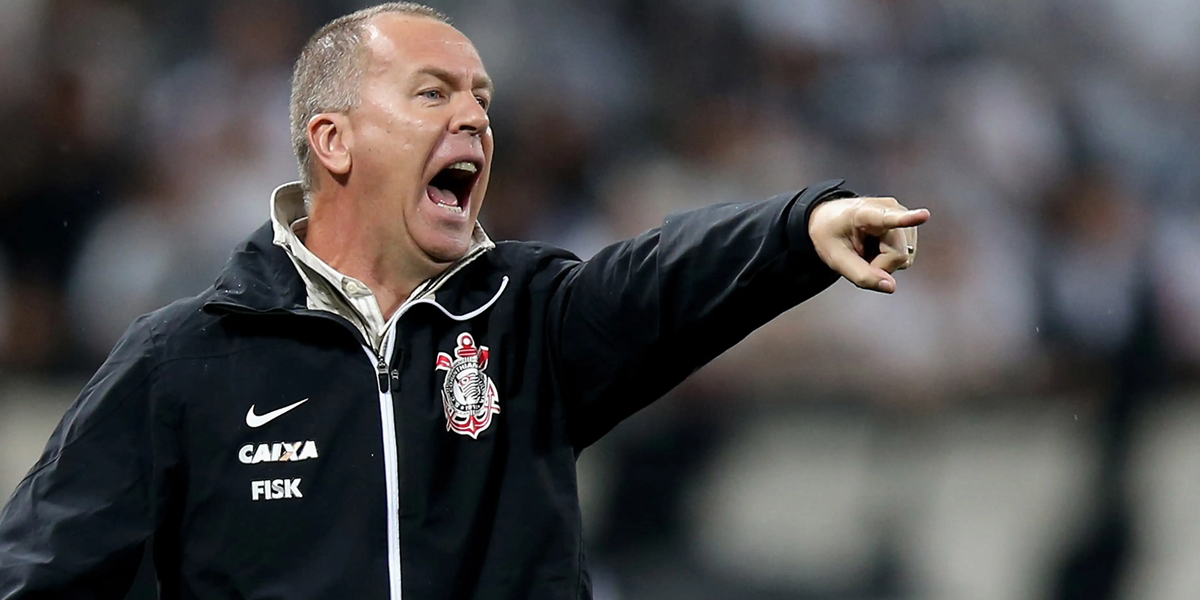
[[0, 181, 852, 600]]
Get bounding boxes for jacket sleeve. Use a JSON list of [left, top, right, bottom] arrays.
[[0, 315, 179, 599], [547, 180, 855, 449]]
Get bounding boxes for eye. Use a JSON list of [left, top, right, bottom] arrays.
[[475, 95, 490, 110], [420, 89, 444, 101]]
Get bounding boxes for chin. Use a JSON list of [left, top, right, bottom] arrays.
[[407, 204, 478, 265], [418, 234, 473, 264]]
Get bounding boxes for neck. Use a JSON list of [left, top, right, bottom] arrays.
[[304, 191, 449, 318]]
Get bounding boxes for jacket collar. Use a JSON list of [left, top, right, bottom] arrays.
[[206, 183, 504, 322], [207, 220, 308, 313]]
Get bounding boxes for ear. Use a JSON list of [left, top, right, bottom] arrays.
[[307, 112, 353, 177]]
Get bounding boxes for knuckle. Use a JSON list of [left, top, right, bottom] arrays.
[[881, 253, 906, 272]]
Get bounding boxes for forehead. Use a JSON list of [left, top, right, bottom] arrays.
[[362, 14, 485, 76]]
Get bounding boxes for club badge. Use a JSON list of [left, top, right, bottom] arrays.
[[435, 333, 500, 438]]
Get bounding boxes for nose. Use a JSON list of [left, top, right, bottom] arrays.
[[451, 94, 489, 136]]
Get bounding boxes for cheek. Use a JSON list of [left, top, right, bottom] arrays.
[[357, 103, 437, 161], [473, 132, 494, 204]]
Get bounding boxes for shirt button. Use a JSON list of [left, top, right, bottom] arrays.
[[343, 280, 367, 296]]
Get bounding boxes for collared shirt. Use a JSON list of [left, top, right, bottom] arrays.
[[269, 182, 494, 353]]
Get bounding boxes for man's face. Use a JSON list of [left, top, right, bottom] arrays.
[[348, 14, 493, 265]]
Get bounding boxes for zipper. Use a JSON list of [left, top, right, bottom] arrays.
[[366, 322, 403, 600], [375, 353, 390, 393]]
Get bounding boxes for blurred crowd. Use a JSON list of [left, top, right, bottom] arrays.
[[1, 0, 1198, 599]]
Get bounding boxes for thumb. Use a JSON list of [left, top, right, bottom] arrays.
[[825, 240, 896, 293]]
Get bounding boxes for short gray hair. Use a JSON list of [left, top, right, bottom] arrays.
[[290, 2, 450, 196]]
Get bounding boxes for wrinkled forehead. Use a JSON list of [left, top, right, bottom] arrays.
[[362, 14, 485, 76]]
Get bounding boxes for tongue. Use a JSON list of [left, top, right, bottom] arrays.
[[427, 184, 460, 208]]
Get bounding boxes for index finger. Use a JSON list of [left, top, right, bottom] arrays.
[[855, 206, 931, 233]]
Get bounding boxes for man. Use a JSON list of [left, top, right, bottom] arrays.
[[0, 3, 928, 599]]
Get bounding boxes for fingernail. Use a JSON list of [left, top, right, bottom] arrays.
[[877, 279, 895, 293]]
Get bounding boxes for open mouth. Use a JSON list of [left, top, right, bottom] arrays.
[[427, 160, 481, 215]]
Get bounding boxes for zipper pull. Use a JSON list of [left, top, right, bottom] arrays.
[[376, 355, 390, 393]]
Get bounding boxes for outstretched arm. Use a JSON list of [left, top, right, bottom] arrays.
[[547, 180, 929, 449]]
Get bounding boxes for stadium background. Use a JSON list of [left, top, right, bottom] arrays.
[[2, 0, 1199, 598]]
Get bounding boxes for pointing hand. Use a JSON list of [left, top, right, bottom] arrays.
[[808, 196, 930, 293]]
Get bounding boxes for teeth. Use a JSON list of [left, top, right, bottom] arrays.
[[442, 205, 463, 214], [447, 161, 477, 174]]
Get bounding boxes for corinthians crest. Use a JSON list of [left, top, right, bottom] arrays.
[[435, 333, 500, 438]]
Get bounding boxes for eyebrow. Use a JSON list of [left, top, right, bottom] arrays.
[[413, 66, 494, 97]]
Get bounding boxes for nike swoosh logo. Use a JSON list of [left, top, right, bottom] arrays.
[[246, 398, 309, 428]]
